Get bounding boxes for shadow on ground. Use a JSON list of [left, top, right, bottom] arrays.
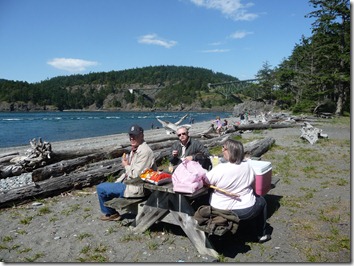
[[208, 194, 282, 258], [132, 194, 282, 259]]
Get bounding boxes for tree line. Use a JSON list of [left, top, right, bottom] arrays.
[[0, 0, 350, 115]]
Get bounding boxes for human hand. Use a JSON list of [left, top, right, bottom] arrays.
[[185, 156, 193, 161], [122, 153, 129, 166]]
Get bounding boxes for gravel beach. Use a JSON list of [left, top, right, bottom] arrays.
[[0, 117, 350, 263]]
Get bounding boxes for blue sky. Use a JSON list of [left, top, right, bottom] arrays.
[[0, 0, 316, 83]]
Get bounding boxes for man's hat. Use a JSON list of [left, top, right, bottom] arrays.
[[128, 124, 144, 135]]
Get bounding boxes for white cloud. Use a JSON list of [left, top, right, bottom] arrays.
[[47, 58, 98, 72], [201, 49, 230, 53], [138, 34, 177, 48], [229, 30, 253, 39], [190, 0, 258, 21], [209, 41, 223, 46]]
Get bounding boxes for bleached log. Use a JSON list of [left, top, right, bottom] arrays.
[[0, 165, 24, 178], [0, 162, 124, 208], [235, 123, 295, 131], [244, 137, 275, 157], [31, 151, 122, 182], [300, 122, 321, 144], [0, 154, 20, 164]]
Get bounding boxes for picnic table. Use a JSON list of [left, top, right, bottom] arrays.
[[105, 179, 219, 257], [105, 175, 280, 258]]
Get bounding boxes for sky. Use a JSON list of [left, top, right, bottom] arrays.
[[0, 0, 317, 84]]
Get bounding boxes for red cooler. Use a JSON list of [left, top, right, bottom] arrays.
[[249, 160, 272, 196]]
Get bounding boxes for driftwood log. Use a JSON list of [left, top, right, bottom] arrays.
[[244, 137, 275, 157], [0, 138, 53, 179], [300, 122, 328, 145], [235, 123, 295, 131], [0, 160, 123, 208]]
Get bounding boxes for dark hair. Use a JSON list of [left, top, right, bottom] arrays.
[[223, 139, 244, 164]]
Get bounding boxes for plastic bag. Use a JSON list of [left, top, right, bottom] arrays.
[[172, 160, 206, 193], [140, 168, 172, 185]]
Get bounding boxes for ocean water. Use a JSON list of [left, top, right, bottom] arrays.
[[0, 111, 232, 148]]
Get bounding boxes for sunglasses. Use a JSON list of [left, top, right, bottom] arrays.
[[177, 132, 187, 137]]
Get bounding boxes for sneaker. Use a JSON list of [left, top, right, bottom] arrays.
[[100, 213, 121, 221], [258, 234, 271, 243]]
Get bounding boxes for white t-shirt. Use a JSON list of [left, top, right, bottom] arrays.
[[205, 161, 256, 210]]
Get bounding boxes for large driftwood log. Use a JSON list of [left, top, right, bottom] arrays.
[[0, 165, 24, 178], [0, 138, 53, 179], [300, 122, 328, 144], [31, 147, 129, 182], [32, 152, 108, 182], [235, 123, 295, 131], [244, 137, 275, 157], [0, 153, 20, 164], [0, 160, 124, 208]]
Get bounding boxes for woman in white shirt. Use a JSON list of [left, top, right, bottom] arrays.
[[203, 139, 270, 243]]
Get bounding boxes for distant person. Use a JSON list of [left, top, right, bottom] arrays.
[[203, 139, 271, 243], [222, 119, 228, 127], [214, 116, 222, 136], [96, 124, 156, 221], [169, 126, 211, 170], [240, 113, 245, 120], [151, 123, 154, 129]]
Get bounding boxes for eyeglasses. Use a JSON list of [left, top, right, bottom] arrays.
[[177, 132, 187, 137]]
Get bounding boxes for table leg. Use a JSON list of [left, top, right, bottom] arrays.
[[168, 210, 219, 257], [133, 205, 168, 233]]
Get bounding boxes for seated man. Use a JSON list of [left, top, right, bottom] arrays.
[[169, 126, 211, 170], [96, 124, 156, 221]]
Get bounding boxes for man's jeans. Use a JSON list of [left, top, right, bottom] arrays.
[[232, 195, 267, 237], [96, 182, 126, 215]]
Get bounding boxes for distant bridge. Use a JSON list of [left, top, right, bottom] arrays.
[[207, 79, 261, 98], [126, 84, 165, 103], [126, 78, 263, 101]]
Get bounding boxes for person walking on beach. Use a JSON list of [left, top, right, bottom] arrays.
[[169, 126, 211, 171], [96, 124, 156, 221], [214, 116, 223, 136]]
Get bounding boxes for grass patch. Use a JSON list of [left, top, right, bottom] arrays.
[[61, 203, 81, 216], [120, 233, 143, 242], [77, 232, 93, 240], [18, 247, 32, 254], [20, 216, 33, 225], [2, 235, 13, 242], [77, 243, 108, 262], [23, 252, 45, 262], [147, 241, 159, 250], [37, 206, 51, 215]]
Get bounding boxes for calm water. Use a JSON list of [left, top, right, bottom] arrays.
[[0, 111, 232, 148]]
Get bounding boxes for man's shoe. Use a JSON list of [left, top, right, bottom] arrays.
[[258, 234, 271, 243], [100, 213, 121, 221]]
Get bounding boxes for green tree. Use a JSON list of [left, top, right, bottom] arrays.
[[255, 61, 275, 103], [306, 0, 350, 115]]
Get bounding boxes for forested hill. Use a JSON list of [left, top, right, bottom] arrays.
[[0, 65, 239, 112]]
